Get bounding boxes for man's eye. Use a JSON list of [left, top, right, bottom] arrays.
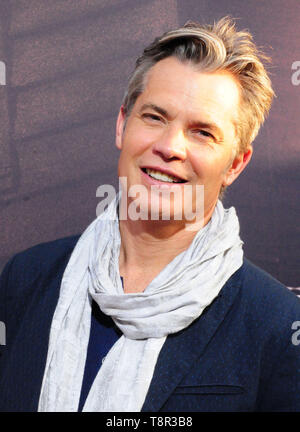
[[143, 113, 162, 122], [195, 130, 214, 139]]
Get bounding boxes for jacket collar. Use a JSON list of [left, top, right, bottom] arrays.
[[142, 263, 244, 411]]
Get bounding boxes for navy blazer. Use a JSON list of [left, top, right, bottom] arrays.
[[0, 235, 300, 412]]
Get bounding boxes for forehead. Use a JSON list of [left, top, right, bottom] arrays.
[[136, 57, 240, 125]]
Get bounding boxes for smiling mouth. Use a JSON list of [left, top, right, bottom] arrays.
[[142, 168, 187, 183]]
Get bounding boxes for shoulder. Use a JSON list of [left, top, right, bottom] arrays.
[[238, 258, 299, 308], [0, 235, 81, 366], [0, 235, 80, 297], [15, 234, 79, 259], [230, 258, 300, 344], [12, 234, 80, 268], [234, 260, 300, 411]]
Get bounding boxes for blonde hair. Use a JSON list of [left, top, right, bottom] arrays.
[[122, 16, 274, 154]]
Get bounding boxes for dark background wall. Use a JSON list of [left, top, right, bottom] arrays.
[[0, 0, 299, 286]]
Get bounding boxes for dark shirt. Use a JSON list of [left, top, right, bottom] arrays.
[[78, 300, 121, 411], [78, 276, 124, 411]]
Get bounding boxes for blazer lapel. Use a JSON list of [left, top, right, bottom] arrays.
[[142, 265, 243, 411]]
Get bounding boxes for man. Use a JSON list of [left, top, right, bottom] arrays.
[[0, 17, 299, 412]]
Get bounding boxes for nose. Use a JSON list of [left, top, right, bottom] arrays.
[[152, 126, 187, 161]]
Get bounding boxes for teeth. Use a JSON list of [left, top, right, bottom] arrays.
[[145, 168, 181, 183]]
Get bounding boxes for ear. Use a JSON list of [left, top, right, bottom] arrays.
[[222, 146, 253, 187], [115, 105, 126, 150]]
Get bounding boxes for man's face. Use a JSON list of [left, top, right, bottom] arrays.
[[116, 56, 252, 224]]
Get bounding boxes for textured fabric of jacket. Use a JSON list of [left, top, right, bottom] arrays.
[[0, 235, 299, 412]]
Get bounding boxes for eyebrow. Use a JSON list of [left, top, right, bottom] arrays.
[[140, 103, 169, 118], [139, 103, 224, 141]]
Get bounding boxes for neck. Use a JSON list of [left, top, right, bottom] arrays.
[[118, 199, 217, 280]]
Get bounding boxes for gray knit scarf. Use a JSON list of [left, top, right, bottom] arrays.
[[38, 196, 243, 411]]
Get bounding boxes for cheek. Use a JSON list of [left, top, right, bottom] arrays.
[[123, 134, 150, 158], [124, 119, 160, 152], [190, 149, 231, 183]]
